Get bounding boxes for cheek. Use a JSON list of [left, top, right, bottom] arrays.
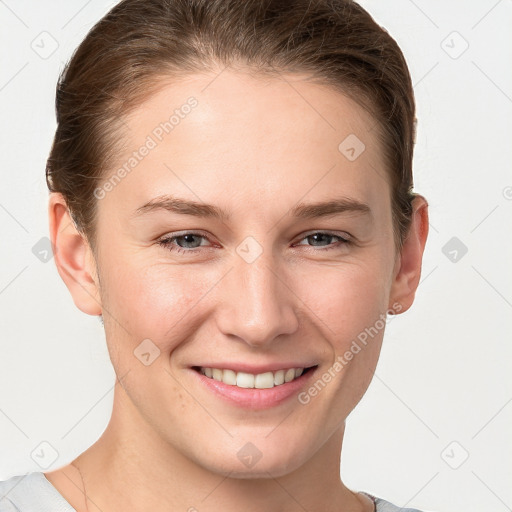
[[291, 259, 391, 348], [98, 255, 219, 353]]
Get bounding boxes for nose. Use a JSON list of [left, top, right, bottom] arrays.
[[215, 247, 299, 348]]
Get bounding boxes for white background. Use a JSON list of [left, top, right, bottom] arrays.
[[0, 1, 511, 511]]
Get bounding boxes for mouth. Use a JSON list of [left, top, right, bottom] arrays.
[[191, 365, 318, 389], [190, 364, 319, 409]]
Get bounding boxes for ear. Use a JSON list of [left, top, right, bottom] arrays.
[[48, 192, 102, 316], [388, 195, 429, 314]]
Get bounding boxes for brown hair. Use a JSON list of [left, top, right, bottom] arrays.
[[46, 0, 417, 252]]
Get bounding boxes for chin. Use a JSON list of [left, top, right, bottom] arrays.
[[195, 444, 307, 480]]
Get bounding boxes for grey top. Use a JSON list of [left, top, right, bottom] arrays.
[[0, 472, 425, 511]]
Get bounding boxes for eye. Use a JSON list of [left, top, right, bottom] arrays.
[[157, 230, 351, 256], [294, 231, 351, 251], [157, 232, 212, 255]]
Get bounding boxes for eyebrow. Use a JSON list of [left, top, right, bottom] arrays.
[[133, 194, 371, 221]]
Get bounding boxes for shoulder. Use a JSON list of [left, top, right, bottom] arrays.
[[375, 499, 425, 512], [0, 474, 25, 511], [361, 492, 428, 512], [0, 472, 75, 512]]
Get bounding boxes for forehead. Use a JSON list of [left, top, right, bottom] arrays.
[[107, 69, 389, 218]]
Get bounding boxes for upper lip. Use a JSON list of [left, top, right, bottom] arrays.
[[192, 363, 318, 374]]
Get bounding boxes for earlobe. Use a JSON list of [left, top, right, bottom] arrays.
[[388, 195, 429, 314], [48, 193, 102, 316]]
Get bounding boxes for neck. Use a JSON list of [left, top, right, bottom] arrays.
[[66, 384, 370, 512]]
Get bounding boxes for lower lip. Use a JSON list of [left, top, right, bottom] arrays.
[[190, 367, 318, 410]]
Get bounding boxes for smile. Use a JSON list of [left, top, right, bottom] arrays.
[[193, 366, 317, 389]]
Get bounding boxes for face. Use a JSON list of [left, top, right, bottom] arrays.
[[88, 69, 401, 477]]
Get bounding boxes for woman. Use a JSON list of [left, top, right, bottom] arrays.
[[0, 0, 429, 510]]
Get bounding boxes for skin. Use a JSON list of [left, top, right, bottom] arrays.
[[45, 68, 428, 512]]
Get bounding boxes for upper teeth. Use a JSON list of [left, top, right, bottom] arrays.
[[200, 367, 305, 389]]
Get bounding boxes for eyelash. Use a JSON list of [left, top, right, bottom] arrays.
[[157, 231, 352, 255]]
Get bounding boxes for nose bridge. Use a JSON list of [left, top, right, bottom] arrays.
[[216, 241, 298, 346]]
